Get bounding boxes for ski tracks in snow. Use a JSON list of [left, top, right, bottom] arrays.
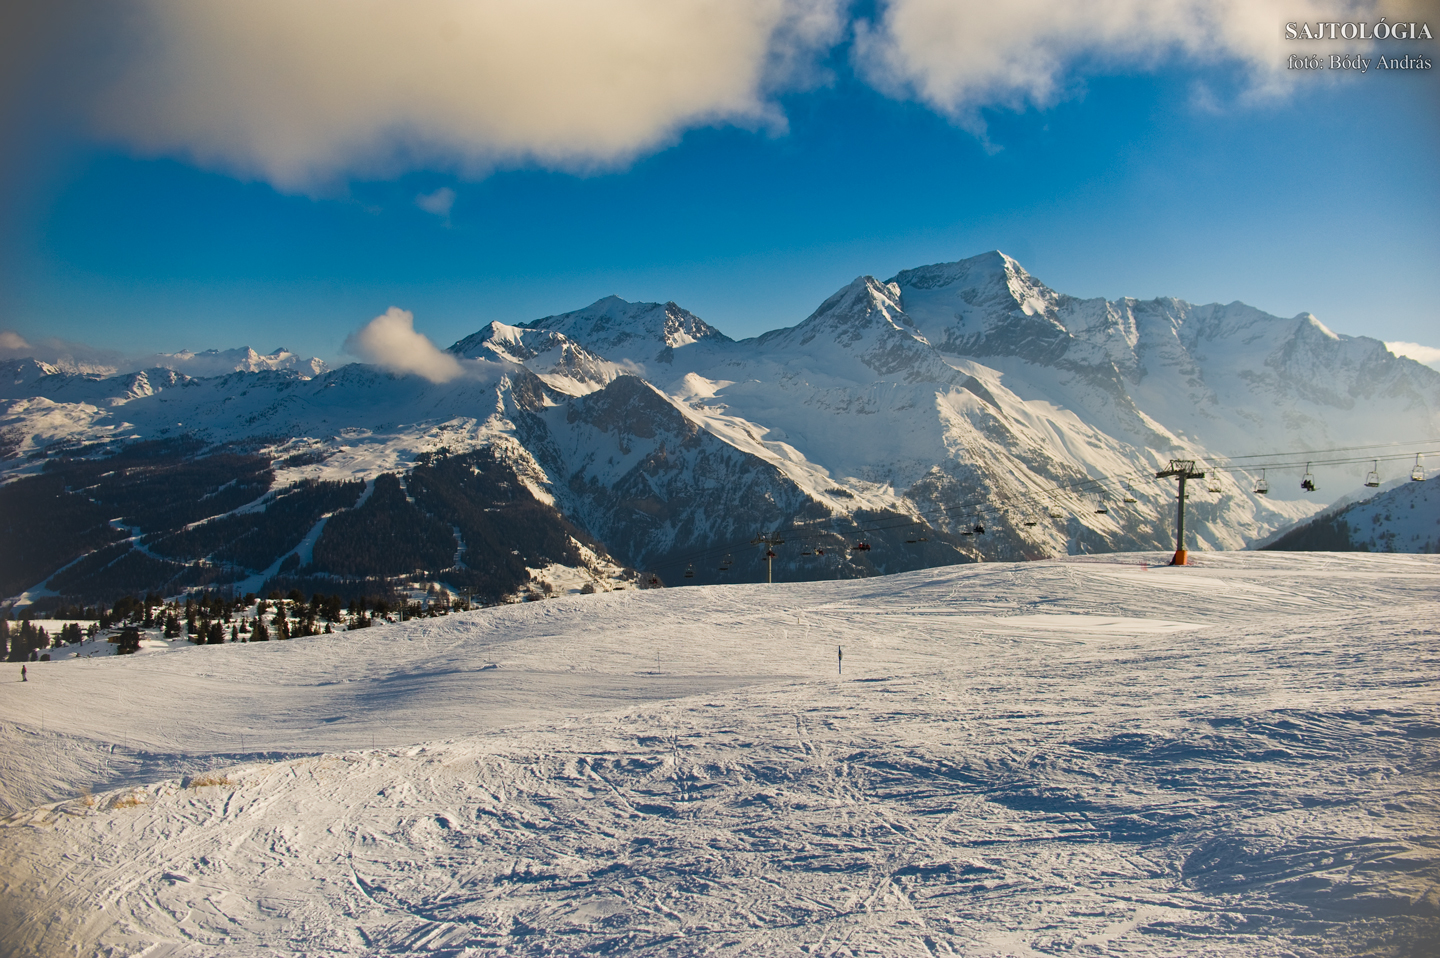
[[0, 552, 1437, 955]]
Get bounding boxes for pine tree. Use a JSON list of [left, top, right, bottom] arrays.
[[251, 617, 269, 641], [115, 627, 141, 655]]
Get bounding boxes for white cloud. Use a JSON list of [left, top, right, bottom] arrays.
[[343, 307, 466, 383], [0, 330, 30, 352], [416, 187, 455, 218], [851, 0, 1396, 132], [1386, 341, 1440, 371], [88, 0, 846, 191]]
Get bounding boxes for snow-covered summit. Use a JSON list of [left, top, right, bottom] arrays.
[[448, 322, 622, 394], [513, 296, 733, 367], [752, 275, 958, 384], [0, 358, 65, 389]]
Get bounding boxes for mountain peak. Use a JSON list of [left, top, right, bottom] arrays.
[[888, 250, 1035, 296], [509, 295, 731, 366]]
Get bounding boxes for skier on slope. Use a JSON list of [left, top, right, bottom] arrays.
[[20, 664, 26, 682]]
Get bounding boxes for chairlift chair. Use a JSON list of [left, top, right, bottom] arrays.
[[1023, 518, 1038, 527], [1094, 501, 1108, 515], [1254, 469, 1269, 495], [684, 564, 695, 579], [851, 541, 871, 552], [1365, 460, 1381, 488], [1122, 486, 1138, 504], [1301, 462, 1317, 492], [973, 523, 985, 535], [719, 554, 732, 571], [1412, 454, 1425, 482], [1207, 473, 1223, 494], [1048, 506, 1064, 519]]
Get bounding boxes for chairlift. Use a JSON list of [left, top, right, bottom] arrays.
[[719, 554, 732, 571], [801, 546, 814, 555], [960, 529, 973, 536], [814, 547, 826, 556], [1207, 473, 1223, 494], [1254, 469, 1269, 496], [1023, 518, 1038, 527], [851, 541, 871, 552], [1048, 506, 1064, 519], [1301, 462, 1317, 492], [765, 549, 777, 559], [684, 564, 695, 579], [1094, 501, 1108, 515], [1412, 454, 1425, 482], [973, 523, 985, 535], [1365, 460, 1380, 488], [1122, 486, 1137, 504]]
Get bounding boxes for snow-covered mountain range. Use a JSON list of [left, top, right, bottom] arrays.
[[3, 251, 1438, 605]]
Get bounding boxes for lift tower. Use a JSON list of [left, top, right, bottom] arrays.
[[751, 532, 786, 584], [1156, 459, 1205, 566]]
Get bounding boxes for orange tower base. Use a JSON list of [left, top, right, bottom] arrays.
[[1170, 549, 1189, 566]]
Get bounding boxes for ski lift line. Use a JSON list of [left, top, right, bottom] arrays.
[[1202, 437, 1440, 463], [660, 450, 1408, 569], [649, 440, 1439, 570], [657, 464, 1250, 567]]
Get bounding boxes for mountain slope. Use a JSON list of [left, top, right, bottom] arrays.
[[2, 251, 1437, 606], [1263, 474, 1440, 553]]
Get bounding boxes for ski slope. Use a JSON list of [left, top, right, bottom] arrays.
[[1, 552, 1437, 956]]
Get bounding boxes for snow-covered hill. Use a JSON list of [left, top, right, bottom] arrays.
[[1, 552, 1436, 956], [2, 252, 1437, 605], [1264, 474, 1440, 553]]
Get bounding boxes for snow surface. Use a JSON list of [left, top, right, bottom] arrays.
[[1, 552, 1437, 956]]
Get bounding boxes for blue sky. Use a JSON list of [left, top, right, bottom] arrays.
[[1, 1, 1436, 367]]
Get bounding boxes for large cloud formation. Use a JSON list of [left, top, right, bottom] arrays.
[[88, 0, 845, 191], [17, 0, 1427, 190], [851, 0, 1420, 131]]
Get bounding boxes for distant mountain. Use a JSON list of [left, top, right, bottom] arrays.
[[3, 251, 1437, 608], [1263, 475, 1439, 553], [142, 347, 328, 379]]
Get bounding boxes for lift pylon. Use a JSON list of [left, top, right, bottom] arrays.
[[1156, 459, 1205, 566], [751, 532, 786, 584]]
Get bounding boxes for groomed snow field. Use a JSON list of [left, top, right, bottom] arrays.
[[1, 552, 1437, 957]]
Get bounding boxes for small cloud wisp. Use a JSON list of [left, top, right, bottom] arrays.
[[415, 187, 455, 218], [343, 307, 465, 383]]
